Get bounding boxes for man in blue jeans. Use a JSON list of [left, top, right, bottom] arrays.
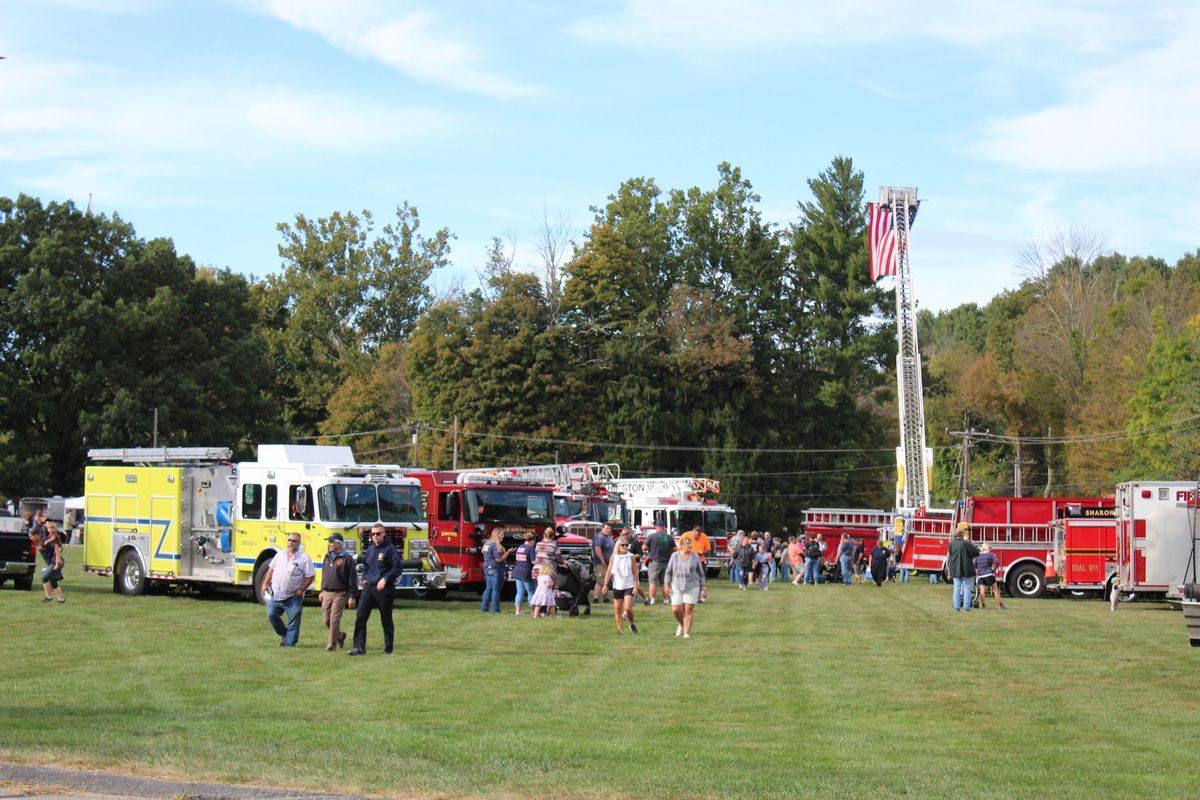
[[946, 523, 980, 611], [837, 535, 855, 585], [264, 533, 315, 646]]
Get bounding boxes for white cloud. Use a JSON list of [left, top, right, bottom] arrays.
[[567, 0, 1180, 55], [973, 19, 1200, 172], [245, 93, 453, 150], [0, 53, 453, 207], [235, 0, 538, 99]]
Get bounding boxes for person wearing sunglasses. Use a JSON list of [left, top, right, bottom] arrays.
[[263, 533, 315, 647], [348, 524, 402, 655], [603, 534, 640, 635]]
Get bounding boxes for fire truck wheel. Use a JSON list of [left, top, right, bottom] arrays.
[[116, 550, 147, 596], [413, 586, 447, 601], [1007, 564, 1046, 599], [253, 561, 271, 605]]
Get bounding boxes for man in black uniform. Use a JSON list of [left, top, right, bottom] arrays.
[[348, 524, 402, 656]]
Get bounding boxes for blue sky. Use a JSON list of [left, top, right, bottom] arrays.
[[2, 0, 1198, 312]]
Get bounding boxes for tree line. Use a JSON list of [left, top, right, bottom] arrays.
[[3, 160, 1196, 527]]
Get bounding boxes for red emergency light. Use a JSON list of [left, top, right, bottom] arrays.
[[1141, 490, 1152, 498]]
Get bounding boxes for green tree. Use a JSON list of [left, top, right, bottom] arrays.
[[260, 205, 449, 436], [0, 194, 280, 497]]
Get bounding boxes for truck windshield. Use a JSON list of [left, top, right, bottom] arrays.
[[555, 497, 584, 519], [318, 483, 422, 524], [703, 510, 732, 537], [467, 489, 553, 526], [379, 485, 422, 523], [592, 500, 626, 525]]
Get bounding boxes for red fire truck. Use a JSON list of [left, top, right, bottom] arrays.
[[1113, 480, 1198, 601], [801, 508, 893, 569], [492, 463, 628, 539], [898, 496, 1114, 598], [1048, 506, 1118, 598], [406, 469, 592, 594]]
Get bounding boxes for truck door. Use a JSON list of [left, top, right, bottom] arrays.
[[433, 489, 465, 585]]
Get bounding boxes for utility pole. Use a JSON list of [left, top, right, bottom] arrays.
[[1013, 438, 1023, 497], [1043, 426, 1053, 498], [452, 416, 459, 470], [948, 420, 978, 501], [152, 408, 158, 448], [411, 426, 419, 467]]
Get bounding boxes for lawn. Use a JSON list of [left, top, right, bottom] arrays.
[[2, 547, 1197, 799]]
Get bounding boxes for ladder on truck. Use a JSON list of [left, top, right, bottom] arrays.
[[502, 463, 621, 491], [88, 447, 233, 465], [609, 477, 720, 498], [882, 186, 932, 512]]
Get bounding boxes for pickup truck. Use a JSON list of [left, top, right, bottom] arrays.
[[0, 516, 36, 590]]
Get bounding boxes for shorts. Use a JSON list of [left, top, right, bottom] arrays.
[[670, 587, 700, 606], [977, 575, 996, 587], [647, 561, 668, 584], [611, 587, 634, 599]]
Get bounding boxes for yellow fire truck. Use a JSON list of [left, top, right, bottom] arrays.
[[83, 445, 444, 600]]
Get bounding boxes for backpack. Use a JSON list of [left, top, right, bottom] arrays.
[[804, 540, 821, 560]]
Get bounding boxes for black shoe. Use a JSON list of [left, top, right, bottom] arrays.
[[383, 650, 393, 655], [279, 641, 287, 647], [629, 622, 639, 635], [348, 648, 365, 656]]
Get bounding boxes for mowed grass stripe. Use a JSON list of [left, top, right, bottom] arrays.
[[1, 548, 1196, 799]]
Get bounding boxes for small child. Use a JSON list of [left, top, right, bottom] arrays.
[[530, 561, 557, 618], [755, 547, 771, 591]]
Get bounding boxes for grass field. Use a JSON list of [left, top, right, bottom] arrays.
[[2, 546, 1197, 799]]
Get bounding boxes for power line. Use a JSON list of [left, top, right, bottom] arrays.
[[306, 421, 919, 455]]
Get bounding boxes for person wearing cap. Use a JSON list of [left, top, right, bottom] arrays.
[[348, 524, 402, 655], [263, 532, 316, 646], [644, 523, 675, 605], [947, 523, 981, 611], [973, 543, 1005, 609], [319, 532, 357, 651]]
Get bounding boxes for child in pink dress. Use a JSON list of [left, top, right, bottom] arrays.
[[530, 562, 557, 618]]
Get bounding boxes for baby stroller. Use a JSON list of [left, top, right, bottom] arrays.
[[555, 559, 593, 617]]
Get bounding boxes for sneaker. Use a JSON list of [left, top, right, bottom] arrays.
[[675, 624, 683, 637], [699, 597, 706, 603], [617, 628, 624, 635], [683, 633, 690, 639], [56, 598, 65, 604], [348, 648, 366, 656], [649, 598, 655, 605], [630, 622, 639, 635], [41, 597, 52, 604]]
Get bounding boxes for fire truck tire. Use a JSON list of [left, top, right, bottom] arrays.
[[253, 561, 271, 605], [413, 586, 447, 601], [116, 550, 147, 596], [1007, 564, 1046, 599]]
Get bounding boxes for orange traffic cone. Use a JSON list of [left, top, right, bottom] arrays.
[[1044, 550, 1057, 580]]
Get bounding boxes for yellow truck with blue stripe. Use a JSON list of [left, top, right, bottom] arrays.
[[83, 445, 444, 601]]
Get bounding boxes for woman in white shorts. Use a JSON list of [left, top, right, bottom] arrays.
[[663, 535, 707, 638]]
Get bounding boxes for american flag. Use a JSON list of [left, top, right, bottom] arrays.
[[868, 202, 896, 281], [868, 201, 918, 282]]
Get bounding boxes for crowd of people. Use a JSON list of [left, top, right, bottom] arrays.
[[724, 529, 908, 590]]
